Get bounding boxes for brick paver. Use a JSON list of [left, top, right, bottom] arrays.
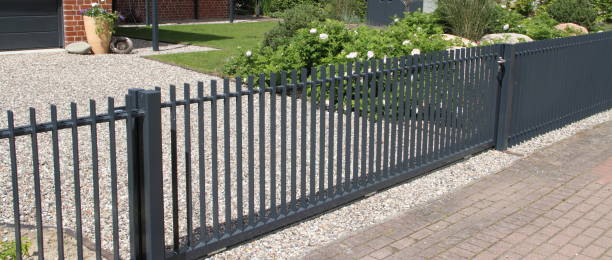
[[305, 121, 612, 260]]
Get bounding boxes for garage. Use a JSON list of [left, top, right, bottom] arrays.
[[0, 0, 62, 50]]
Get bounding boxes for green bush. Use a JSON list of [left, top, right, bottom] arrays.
[[510, 0, 550, 16], [224, 13, 457, 78], [514, 12, 570, 39], [546, 0, 598, 29], [591, 0, 612, 23], [0, 238, 31, 260], [492, 5, 526, 33], [436, 0, 499, 40], [262, 3, 326, 49]]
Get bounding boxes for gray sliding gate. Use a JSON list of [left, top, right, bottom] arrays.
[[1, 32, 611, 260]]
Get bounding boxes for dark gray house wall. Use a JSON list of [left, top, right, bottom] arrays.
[[367, 0, 424, 26]]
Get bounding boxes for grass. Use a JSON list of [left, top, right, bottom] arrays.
[[116, 21, 277, 76], [603, 23, 612, 31]]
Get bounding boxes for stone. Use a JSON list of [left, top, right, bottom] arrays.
[[65, 41, 91, 54], [554, 23, 588, 35], [480, 33, 534, 44], [442, 34, 476, 47]]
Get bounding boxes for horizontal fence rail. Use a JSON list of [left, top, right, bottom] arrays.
[[1, 31, 611, 260]]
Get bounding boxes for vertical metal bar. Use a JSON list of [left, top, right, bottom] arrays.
[[136, 90, 165, 260], [28, 108, 44, 260], [389, 57, 399, 172], [291, 70, 299, 208], [344, 62, 353, 191], [442, 51, 453, 157], [210, 81, 221, 236], [151, 0, 159, 51], [234, 78, 244, 230], [197, 82, 208, 241], [169, 85, 180, 249], [126, 91, 139, 260], [383, 59, 393, 177], [7, 111, 22, 260], [300, 68, 308, 205], [375, 61, 384, 180], [416, 54, 426, 167], [367, 61, 377, 183], [336, 64, 345, 193], [269, 73, 277, 218], [456, 48, 467, 150], [495, 44, 516, 150], [398, 57, 408, 169], [352, 62, 362, 188], [184, 84, 194, 245], [318, 66, 327, 197], [327, 66, 336, 197], [247, 76, 256, 226], [88, 101, 103, 260], [434, 52, 445, 159], [360, 61, 369, 183], [406, 56, 415, 169], [223, 79, 233, 233], [49, 105, 65, 259], [258, 75, 266, 219], [107, 99, 120, 259], [280, 71, 288, 213], [426, 53, 435, 164], [309, 68, 317, 202]]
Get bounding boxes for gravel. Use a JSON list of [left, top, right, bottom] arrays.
[[1, 49, 610, 260]]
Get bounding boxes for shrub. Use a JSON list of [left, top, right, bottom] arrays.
[[262, 3, 326, 49], [436, 0, 499, 40], [591, 0, 612, 23], [546, 0, 598, 29], [515, 12, 570, 40], [492, 5, 525, 33], [510, 0, 550, 16]]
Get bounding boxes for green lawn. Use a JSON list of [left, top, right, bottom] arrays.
[[604, 23, 612, 31], [116, 21, 277, 76]]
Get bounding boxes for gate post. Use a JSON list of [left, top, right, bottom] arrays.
[[494, 44, 516, 150], [128, 89, 165, 260]]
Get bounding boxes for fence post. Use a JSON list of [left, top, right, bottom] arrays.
[[128, 89, 165, 259], [494, 44, 516, 150]]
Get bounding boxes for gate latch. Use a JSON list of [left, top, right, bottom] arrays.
[[497, 57, 506, 65], [497, 57, 506, 85]]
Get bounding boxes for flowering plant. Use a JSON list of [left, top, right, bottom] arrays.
[[81, 1, 123, 34]]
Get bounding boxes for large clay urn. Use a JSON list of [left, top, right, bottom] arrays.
[[83, 15, 112, 54]]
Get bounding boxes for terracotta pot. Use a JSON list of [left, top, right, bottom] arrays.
[[83, 15, 112, 54]]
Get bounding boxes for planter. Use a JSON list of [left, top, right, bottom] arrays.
[[83, 15, 112, 54]]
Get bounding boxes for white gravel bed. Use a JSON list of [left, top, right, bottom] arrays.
[[211, 108, 612, 260]]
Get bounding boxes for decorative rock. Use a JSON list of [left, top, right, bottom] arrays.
[[554, 23, 588, 35], [110, 36, 134, 54], [441, 34, 476, 46], [480, 33, 533, 44], [65, 41, 91, 54]]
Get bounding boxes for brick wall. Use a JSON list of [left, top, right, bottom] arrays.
[[63, 0, 114, 45], [114, 0, 228, 23]]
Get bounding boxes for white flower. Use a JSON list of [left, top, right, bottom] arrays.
[[503, 24, 510, 31], [501, 4, 506, 8], [346, 52, 358, 59], [394, 18, 399, 23], [411, 49, 421, 55], [309, 28, 317, 34], [367, 51, 375, 59], [402, 40, 411, 46], [92, 2, 99, 7], [319, 33, 329, 40], [245, 50, 252, 57]]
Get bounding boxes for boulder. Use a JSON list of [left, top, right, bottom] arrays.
[[554, 23, 588, 35], [441, 34, 476, 47], [65, 41, 91, 54], [480, 33, 533, 44]]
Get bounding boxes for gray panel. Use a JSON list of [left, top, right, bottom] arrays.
[[0, 16, 59, 33], [0, 0, 61, 50], [367, 0, 424, 26]]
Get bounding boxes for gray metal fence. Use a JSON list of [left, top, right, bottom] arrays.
[[1, 31, 611, 260]]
